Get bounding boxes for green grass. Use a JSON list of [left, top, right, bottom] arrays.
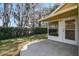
[[0, 34, 47, 56]]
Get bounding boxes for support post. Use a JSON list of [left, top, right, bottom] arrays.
[[47, 22, 49, 39], [78, 4, 79, 56]]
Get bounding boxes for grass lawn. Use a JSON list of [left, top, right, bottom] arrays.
[[0, 34, 47, 56]]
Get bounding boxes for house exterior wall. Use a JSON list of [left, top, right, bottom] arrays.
[[48, 16, 78, 45]]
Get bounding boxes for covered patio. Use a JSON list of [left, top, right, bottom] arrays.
[[20, 40, 78, 56], [39, 3, 78, 45]]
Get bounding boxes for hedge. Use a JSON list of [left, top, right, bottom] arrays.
[[31, 27, 47, 34], [0, 27, 29, 40], [0, 27, 47, 40]]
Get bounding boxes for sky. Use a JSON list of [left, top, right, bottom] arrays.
[[0, 3, 55, 27], [40, 3, 55, 8]]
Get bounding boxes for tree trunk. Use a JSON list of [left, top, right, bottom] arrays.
[[3, 3, 9, 28]]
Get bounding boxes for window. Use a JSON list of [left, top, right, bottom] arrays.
[[49, 21, 58, 36], [65, 19, 75, 40]]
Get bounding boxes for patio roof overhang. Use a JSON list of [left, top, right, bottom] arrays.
[[39, 4, 78, 23]]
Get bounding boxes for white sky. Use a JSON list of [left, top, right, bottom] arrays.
[[0, 0, 79, 3]]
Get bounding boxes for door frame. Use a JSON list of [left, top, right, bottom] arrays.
[[62, 16, 77, 45]]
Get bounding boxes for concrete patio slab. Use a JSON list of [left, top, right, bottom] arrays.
[[20, 40, 78, 56]]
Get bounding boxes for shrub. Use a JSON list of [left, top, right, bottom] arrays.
[[0, 27, 47, 40], [31, 27, 47, 34], [0, 27, 29, 40]]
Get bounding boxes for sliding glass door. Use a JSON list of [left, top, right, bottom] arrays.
[[65, 19, 75, 40]]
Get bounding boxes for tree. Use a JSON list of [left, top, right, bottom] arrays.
[[0, 3, 60, 28], [2, 3, 12, 28], [12, 3, 37, 28]]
